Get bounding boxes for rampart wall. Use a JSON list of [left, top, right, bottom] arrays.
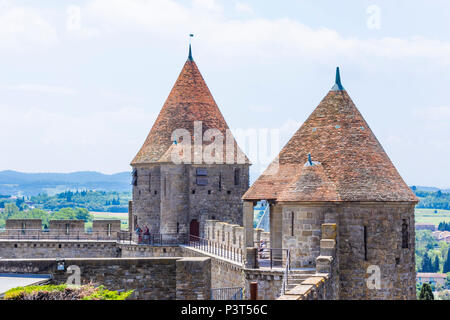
[[0, 257, 211, 300]]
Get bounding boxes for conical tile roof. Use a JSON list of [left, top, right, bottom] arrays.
[[243, 69, 417, 202], [132, 52, 248, 165]]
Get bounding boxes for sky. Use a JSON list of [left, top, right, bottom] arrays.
[[0, 0, 449, 188]]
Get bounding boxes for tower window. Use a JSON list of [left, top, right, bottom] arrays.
[[148, 173, 151, 192], [196, 168, 207, 176], [154, 190, 157, 195], [234, 168, 240, 185], [219, 172, 222, 191], [227, 190, 231, 195], [208, 190, 211, 195], [132, 169, 137, 186], [192, 189, 196, 194], [291, 212, 294, 236], [196, 177, 208, 186], [402, 219, 409, 249], [363, 226, 368, 261], [163, 176, 167, 196], [177, 222, 180, 234]]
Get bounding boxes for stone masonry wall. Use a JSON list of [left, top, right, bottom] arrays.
[[5, 219, 42, 236], [277, 275, 332, 300], [204, 220, 270, 251], [337, 202, 416, 300], [132, 165, 161, 235], [176, 257, 211, 299], [119, 244, 183, 257], [280, 204, 326, 268], [181, 246, 284, 300], [0, 257, 211, 300], [0, 241, 120, 259], [188, 164, 249, 237], [132, 163, 249, 239]]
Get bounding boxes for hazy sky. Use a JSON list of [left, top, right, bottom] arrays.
[[0, 0, 449, 188]]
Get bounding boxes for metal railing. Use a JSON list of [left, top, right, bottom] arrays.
[[134, 233, 188, 246], [256, 247, 290, 269], [187, 235, 243, 263], [211, 287, 243, 300], [281, 250, 291, 295]]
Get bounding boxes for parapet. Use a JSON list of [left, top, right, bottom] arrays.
[[92, 220, 121, 235]]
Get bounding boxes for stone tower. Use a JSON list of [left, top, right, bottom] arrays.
[[130, 45, 250, 239], [243, 68, 418, 299]]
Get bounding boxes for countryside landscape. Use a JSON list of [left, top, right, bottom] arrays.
[[1, 170, 450, 299], [0, 1, 449, 308]]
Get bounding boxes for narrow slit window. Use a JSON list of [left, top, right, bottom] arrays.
[[163, 176, 167, 196], [234, 168, 240, 185], [219, 172, 222, 191], [148, 173, 151, 192], [291, 212, 294, 236], [132, 169, 138, 186], [364, 226, 368, 261], [402, 219, 409, 249]]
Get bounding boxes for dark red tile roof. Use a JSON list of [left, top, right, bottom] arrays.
[[243, 90, 418, 202], [132, 59, 248, 165]]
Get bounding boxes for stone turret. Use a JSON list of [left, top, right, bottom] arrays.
[[243, 68, 418, 300], [130, 45, 250, 239]]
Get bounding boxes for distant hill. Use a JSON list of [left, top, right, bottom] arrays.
[[0, 170, 131, 196], [410, 185, 450, 193]]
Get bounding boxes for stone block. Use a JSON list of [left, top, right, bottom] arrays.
[[321, 223, 337, 240]]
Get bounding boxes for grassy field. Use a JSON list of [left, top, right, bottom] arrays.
[[85, 208, 449, 229], [87, 211, 128, 230], [415, 208, 450, 225]]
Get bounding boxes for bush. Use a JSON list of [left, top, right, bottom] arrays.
[[3, 284, 133, 300]]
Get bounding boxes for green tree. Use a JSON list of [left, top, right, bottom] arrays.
[[4, 203, 20, 218], [433, 256, 440, 272], [418, 283, 434, 300], [443, 249, 450, 273], [421, 253, 434, 272]]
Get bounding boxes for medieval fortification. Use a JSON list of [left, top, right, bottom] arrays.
[[0, 46, 417, 300]]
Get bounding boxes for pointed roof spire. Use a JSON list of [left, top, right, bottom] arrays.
[[331, 67, 345, 91], [188, 34, 194, 61], [131, 38, 250, 165]]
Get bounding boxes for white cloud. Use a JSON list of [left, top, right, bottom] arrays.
[[81, 0, 450, 65], [0, 104, 157, 173], [0, 5, 57, 51], [192, 0, 223, 12], [235, 2, 253, 14], [6, 84, 78, 95], [413, 106, 450, 121]]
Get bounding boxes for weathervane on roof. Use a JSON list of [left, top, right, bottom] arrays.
[[331, 67, 345, 91], [188, 34, 194, 61]]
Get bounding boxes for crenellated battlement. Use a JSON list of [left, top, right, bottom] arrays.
[[1, 218, 123, 240], [204, 220, 269, 250]]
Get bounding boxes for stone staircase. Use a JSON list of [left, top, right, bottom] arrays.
[[285, 268, 316, 291]]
